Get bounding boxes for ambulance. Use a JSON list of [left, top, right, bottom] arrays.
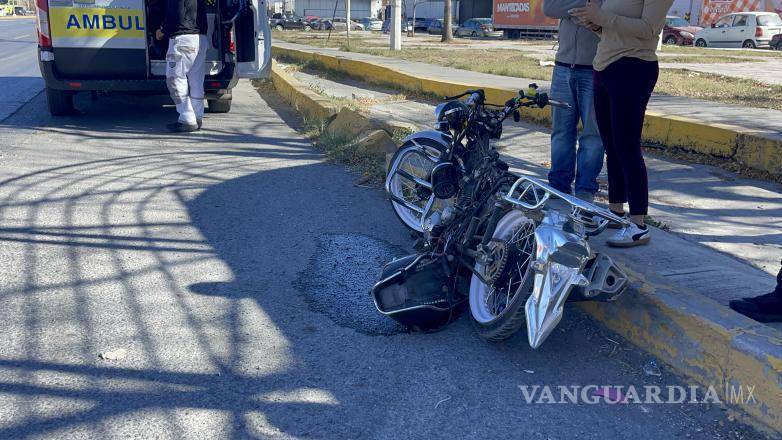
[[34, 0, 271, 115]]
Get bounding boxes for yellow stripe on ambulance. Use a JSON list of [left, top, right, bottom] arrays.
[[50, 7, 146, 39]]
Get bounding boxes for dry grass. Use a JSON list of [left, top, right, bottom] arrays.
[[659, 45, 782, 58], [276, 32, 782, 110], [655, 69, 782, 109], [657, 55, 764, 64]]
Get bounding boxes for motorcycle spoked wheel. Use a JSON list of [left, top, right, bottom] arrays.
[[387, 142, 453, 233], [469, 210, 536, 342]]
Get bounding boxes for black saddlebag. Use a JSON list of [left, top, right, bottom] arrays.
[[371, 253, 465, 330]]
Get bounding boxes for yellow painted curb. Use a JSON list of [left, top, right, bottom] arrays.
[[269, 60, 338, 124], [273, 45, 782, 177]]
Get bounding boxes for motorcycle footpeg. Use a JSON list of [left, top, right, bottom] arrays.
[[568, 254, 628, 303]]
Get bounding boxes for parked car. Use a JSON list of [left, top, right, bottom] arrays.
[[456, 18, 502, 38], [319, 17, 364, 31], [694, 11, 782, 48], [381, 18, 413, 33], [426, 18, 457, 36], [306, 17, 322, 29], [271, 13, 310, 31], [663, 15, 703, 45], [359, 17, 383, 31], [772, 33, 782, 50], [410, 17, 430, 32]]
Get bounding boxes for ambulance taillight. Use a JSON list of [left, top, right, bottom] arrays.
[[227, 28, 236, 53], [35, 0, 51, 48]]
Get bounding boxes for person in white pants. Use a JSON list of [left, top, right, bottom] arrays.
[[166, 34, 207, 130], [157, 0, 208, 132]]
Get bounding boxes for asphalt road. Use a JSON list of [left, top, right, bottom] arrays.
[[0, 23, 770, 439], [0, 17, 41, 122]]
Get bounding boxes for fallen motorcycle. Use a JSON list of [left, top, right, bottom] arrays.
[[372, 85, 631, 348]]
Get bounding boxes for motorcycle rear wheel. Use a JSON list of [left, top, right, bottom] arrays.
[[469, 210, 536, 342], [387, 141, 450, 233]]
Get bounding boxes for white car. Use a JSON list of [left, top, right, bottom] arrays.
[[694, 11, 782, 48]]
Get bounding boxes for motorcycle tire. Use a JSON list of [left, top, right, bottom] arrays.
[[386, 140, 449, 234], [469, 210, 536, 342]]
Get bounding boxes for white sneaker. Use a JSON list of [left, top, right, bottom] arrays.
[[606, 223, 650, 248], [608, 211, 629, 229]]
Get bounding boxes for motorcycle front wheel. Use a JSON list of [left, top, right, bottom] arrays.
[[386, 142, 451, 233], [469, 210, 536, 342]]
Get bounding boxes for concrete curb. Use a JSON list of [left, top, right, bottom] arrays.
[[273, 45, 782, 178], [268, 60, 399, 168], [266, 56, 782, 434], [269, 60, 340, 124], [581, 247, 782, 433]]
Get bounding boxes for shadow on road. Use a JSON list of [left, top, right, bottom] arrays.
[[0, 86, 763, 439]]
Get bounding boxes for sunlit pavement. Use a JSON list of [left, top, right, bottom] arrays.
[[0, 22, 768, 439]]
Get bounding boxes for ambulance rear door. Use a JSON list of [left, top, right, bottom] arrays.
[[48, 0, 148, 78], [232, 0, 270, 79]]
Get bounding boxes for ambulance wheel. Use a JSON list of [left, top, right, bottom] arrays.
[[207, 97, 232, 113], [45, 87, 74, 116]]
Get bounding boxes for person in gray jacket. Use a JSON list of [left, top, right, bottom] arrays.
[[543, 0, 603, 202]]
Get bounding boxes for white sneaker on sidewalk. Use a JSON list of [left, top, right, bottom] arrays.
[[606, 223, 650, 248]]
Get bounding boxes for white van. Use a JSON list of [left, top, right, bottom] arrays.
[[34, 0, 271, 115]]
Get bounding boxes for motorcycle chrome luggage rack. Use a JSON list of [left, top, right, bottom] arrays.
[[502, 176, 631, 234]]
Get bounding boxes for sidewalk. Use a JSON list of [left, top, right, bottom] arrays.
[[275, 41, 782, 143]]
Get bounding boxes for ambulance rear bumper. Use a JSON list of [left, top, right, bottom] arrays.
[[38, 54, 239, 98]]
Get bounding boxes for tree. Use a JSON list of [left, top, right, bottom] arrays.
[[441, 0, 453, 43]]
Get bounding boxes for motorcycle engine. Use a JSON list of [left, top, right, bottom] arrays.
[[431, 162, 461, 199]]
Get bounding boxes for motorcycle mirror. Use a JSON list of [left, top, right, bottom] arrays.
[[513, 111, 521, 123]]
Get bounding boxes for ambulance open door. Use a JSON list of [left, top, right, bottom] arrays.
[[229, 0, 271, 79]]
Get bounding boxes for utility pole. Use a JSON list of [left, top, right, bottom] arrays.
[[442, 0, 452, 43], [390, 0, 402, 50], [346, 0, 351, 48]]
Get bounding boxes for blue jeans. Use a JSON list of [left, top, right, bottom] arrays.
[[547, 65, 604, 196]]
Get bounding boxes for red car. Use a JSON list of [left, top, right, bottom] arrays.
[[663, 16, 703, 45]]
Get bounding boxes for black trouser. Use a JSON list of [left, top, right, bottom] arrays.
[[776, 261, 782, 297], [593, 57, 659, 216]]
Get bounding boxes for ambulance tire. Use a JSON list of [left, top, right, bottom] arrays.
[[45, 87, 74, 116], [207, 97, 232, 113]]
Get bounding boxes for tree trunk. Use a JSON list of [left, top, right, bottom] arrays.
[[442, 0, 453, 42]]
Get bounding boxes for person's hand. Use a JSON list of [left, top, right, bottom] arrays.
[[155, 28, 164, 41], [570, 0, 601, 27]]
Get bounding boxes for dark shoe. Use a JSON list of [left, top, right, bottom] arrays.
[[729, 291, 782, 322], [197, 119, 202, 129], [166, 122, 199, 133]]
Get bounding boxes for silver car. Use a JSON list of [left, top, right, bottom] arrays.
[[319, 17, 365, 31], [359, 17, 383, 31], [694, 12, 782, 48], [456, 18, 502, 38]]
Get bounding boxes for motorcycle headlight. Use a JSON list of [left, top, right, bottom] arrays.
[[679, 31, 694, 39], [435, 101, 468, 130]]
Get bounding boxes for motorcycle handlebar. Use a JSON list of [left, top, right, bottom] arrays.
[[444, 89, 484, 102]]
